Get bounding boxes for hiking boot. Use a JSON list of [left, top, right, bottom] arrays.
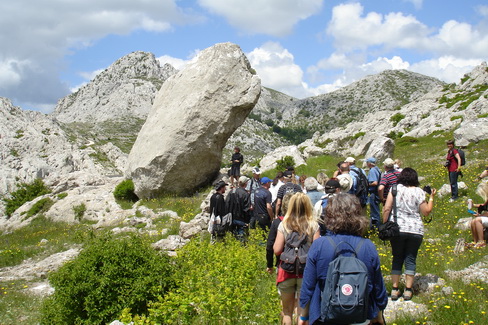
[[403, 288, 413, 301], [391, 288, 400, 301]]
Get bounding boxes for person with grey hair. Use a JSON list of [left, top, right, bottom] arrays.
[[305, 177, 322, 206], [316, 172, 329, 192], [378, 158, 400, 204]]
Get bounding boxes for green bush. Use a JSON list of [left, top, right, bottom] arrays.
[[276, 155, 295, 172], [144, 232, 280, 324], [113, 179, 139, 202], [26, 198, 54, 217], [73, 203, 86, 221], [40, 233, 174, 325], [390, 113, 405, 127], [3, 178, 51, 217]]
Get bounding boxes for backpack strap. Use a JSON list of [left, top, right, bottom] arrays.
[[327, 236, 364, 258], [391, 184, 398, 223]]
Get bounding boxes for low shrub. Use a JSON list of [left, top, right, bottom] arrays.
[[40, 233, 174, 325], [26, 198, 54, 217], [73, 203, 86, 221], [390, 113, 405, 127], [3, 178, 51, 217], [276, 155, 295, 172], [114, 179, 139, 202]]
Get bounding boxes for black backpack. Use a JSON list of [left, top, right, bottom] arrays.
[[457, 149, 466, 166], [321, 237, 369, 324], [226, 189, 242, 221], [279, 231, 310, 275], [349, 168, 369, 207]]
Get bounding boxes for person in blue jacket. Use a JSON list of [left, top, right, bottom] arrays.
[[298, 193, 388, 325]]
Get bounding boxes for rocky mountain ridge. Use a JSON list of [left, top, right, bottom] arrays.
[[0, 47, 487, 227]]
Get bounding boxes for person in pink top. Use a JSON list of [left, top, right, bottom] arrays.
[[445, 140, 462, 202]]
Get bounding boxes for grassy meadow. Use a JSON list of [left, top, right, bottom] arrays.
[[1, 131, 487, 324]]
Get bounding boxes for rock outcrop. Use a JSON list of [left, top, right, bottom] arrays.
[[127, 43, 261, 198], [53, 51, 177, 123]]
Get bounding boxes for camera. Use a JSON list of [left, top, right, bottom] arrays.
[[444, 161, 450, 167], [423, 185, 432, 195]]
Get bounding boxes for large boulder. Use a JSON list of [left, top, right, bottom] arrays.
[[127, 43, 261, 198]]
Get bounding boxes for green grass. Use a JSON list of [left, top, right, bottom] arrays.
[[1, 132, 488, 324]]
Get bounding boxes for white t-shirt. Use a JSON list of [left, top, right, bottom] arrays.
[[391, 184, 426, 235]]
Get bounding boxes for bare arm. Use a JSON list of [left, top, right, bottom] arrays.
[[273, 230, 285, 255], [455, 153, 462, 171], [275, 198, 282, 217], [419, 188, 436, 216], [382, 191, 393, 223], [378, 185, 385, 203], [266, 202, 274, 219]]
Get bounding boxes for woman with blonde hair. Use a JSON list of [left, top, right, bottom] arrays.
[[274, 192, 320, 325], [469, 182, 488, 248]]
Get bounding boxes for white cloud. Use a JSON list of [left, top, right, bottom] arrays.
[[247, 42, 312, 98], [197, 0, 323, 36], [410, 56, 485, 83], [0, 0, 199, 108], [157, 55, 191, 71]]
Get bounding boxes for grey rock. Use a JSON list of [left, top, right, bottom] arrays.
[[127, 43, 261, 198]]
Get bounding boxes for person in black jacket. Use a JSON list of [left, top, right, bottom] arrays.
[[229, 147, 243, 188], [209, 180, 228, 240]]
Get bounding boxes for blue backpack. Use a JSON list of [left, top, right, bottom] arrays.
[[320, 237, 369, 324]]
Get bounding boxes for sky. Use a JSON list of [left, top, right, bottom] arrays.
[[1, 0, 487, 113]]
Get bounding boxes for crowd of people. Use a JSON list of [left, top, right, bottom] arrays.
[[208, 142, 487, 325]]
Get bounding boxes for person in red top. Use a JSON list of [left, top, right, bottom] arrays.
[[445, 140, 462, 202]]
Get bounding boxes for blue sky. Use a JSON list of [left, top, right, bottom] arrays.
[[1, 0, 487, 113]]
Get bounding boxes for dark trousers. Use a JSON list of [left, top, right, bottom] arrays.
[[390, 233, 423, 275], [449, 171, 459, 199]]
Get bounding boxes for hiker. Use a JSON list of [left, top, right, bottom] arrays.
[[382, 168, 436, 301], [332, 161, 343, 178], [266, 192, 294, 274], [378, 158, 400, 204], [316, 172, 328, 192], [209, 180, 229, 240], [229, 146, 243, 188], [298, 193, 388, 325], [270, 171, 285, 204], [477, 166, 488, 181], [275, 170, 303, 217], [274, 192, 320, 325], [313, 178, 341, 235], [445, 139, 462, 202], [304, 177, 322, 206], [366, 157, 382, 229], [247, 167, 262, 228], [468, 182, 488, 248], [336, 162, 353, 193], [253, 176, 274, 231], [226, 176, 251, 241], [394, 159, 403, 172]]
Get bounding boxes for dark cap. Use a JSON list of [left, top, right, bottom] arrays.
[[283, 170, 293, 178], [214, 180, 227, 191], [324, 179, 341, 193]]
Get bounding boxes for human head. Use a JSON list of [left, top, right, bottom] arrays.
[[234, 146, 240, 153], [446, 139, 455, 149], [398, 167, 420, 187], [304, 177, 319, 192], [238, 176, 249, 187], [283, 170, 293, 182], [366, 157, 376, 167], [252, 167, 261, 178], [299, 174, 307, 185], [337, 174, 352, 192], [324, 179, 341, 194], [261, 176, 272, 189], [476, 182, 488, 202], [283, 192, 316, 236], [345, 157, 355, 165], [383, 158, 395, 170], [394, 159, 402, 168], [325, 193, 368, 236], [340, 162, 350, 173], [214, 180, 227, 192], [316, 172, 329, 186]]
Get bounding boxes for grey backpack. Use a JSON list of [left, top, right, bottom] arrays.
[[279, 231, 310, 275], [320, 237, 369, 324]]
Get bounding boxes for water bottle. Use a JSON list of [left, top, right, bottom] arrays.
[[467, 199, 473, 209]]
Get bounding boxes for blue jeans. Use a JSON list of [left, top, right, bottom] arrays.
[[368, 193, 380, 226], [390, 233, 423, 275], [449, 171, 459, 199]]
